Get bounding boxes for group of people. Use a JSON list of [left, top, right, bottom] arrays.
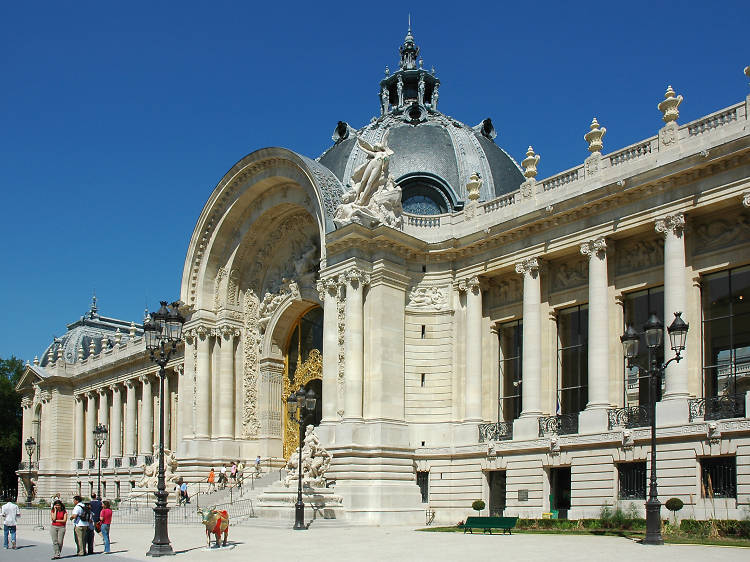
[[207, 459, 254, 492], [3, 493, 113, 557]]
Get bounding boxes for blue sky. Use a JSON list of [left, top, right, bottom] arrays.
[[1, 1, 747, 363]]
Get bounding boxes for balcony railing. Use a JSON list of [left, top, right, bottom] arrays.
[[100, 459, 108, 469], [478, 421, 514, 442], [607, 405, 651, 430], [538, 414, 579, 437], [76, 461, 83, 470], [88, 460, 95, 470], [17, 461, 38, 470], [128, 456, 138, 467], [144, 455, 154, 465], [114, 458, 122, 468], [689, 394, 746, 422]]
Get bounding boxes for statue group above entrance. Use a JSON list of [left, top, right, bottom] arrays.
[[334, 134, 403, 229]]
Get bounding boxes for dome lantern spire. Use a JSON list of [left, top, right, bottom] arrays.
[[399, 17, 419, 70]]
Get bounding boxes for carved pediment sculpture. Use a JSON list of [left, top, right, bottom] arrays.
[[334, 134, 403, 229]]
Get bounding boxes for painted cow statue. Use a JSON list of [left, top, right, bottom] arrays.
[[197, 507, 229, 548]]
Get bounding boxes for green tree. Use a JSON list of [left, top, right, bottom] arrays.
[[0, 356, 24, 492]]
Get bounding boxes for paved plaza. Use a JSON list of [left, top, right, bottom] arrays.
[[5, 522, 748, 562]]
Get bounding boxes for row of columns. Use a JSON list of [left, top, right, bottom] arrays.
[[463, 212, 688, 425], [185, 325, 238, 440], [74, 372, 177, 459]]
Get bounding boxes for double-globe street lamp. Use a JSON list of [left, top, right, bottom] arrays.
[[143, 301, 185, 557], [24, 437, 36, 507], [286, 387, 318, 530], [620, 311, 689, 546], [93, 423, 108, 498]]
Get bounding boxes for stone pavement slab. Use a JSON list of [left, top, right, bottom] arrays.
[[5, 523, 748, 562]]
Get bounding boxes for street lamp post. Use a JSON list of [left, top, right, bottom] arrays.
[[621, 311, 689, 546], [93, 423, 108, 498], [24, 437, 36, 507], [143, 301, 185, 557], [286, 387, 318, 530]]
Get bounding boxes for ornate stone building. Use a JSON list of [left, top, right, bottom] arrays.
[[17, 31, 750, 524]]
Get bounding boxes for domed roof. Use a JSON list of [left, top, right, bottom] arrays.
[[39, 297, 142, 367], [318, 29, 523, 211]]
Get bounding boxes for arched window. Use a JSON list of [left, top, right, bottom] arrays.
[[399, 176, 452, 215]]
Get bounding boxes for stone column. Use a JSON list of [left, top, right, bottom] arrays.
[[139, 376, 153, 455], [195, 326, 211, 438], [74, 395, 85, 459], [124, 380, 137, 456], [656, 213, 689, 400], [514, 258, 542, 439], [460, 276, 483, 421], [343, 267, 368, 420], [177, 332, 196, 442], [110, 385, 122, 458], [217, 327, 236, 438], [86, 392, 96, 458], [579, 238, 610, 432], [318, 278, 340, 423], [97, 388, 109, 457]]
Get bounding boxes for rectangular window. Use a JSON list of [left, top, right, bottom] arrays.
[[416, 471, 429, 503], [700, 456, 737, 499], [557, 306, 588, 415], [421, 325, 426, 339], [702, 266, 750, 399], [498, 320, 522, 422], [623, 286, 665, 406], [618, 462, 646, 500], [420, 373, 426, 387]]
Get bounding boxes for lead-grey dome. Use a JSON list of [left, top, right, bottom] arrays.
[[317, 29, 523, 214]]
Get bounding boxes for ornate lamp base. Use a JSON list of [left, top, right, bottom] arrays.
[[643, 498, 664, 545]]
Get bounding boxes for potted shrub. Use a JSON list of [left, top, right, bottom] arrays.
[[472, 499, 486, 517]]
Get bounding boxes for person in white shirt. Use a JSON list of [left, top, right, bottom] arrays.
[[2, 498, 21, 549], [69, 495, 89, 556]]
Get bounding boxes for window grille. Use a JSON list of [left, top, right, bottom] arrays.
[[701, 456, 737, 499], [618, 462, 646, 500], [416, 471, 429, 503]]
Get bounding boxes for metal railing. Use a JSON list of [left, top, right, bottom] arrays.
[[538, 414, 579, 437], [689, 393, 746, 422], [478, 421, 513, 442], [607, 405, 651, 429]]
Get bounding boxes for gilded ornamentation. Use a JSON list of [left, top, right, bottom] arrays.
[[282, 348, 322, 459], [466, 172, 482, 202]]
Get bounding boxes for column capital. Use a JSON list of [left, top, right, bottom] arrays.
[[195, 324, 210, 339], [316, 277, 340, 301], [457, 275, 481, 293], [21, 396, 33, 409], [742, 192, 750, 208], [97, 387, 108, 397], [655, 212, 685, 237], [345, 267, 370, 288], [220, 325, 240, 339], [124, 378, 136, 390], [139, 374, 152, 385], [515, 257, 541, 276], [86, 390, 97, 400], [580, 237, 607, 259], [110, 383, 122, 394]]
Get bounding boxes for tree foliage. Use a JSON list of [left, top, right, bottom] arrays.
[[0, 357, 23, 491]]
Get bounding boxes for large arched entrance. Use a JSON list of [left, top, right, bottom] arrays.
[[282, 306, 323, 459]]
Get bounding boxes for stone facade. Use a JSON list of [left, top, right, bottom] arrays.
[[17, 32, 750, 525]]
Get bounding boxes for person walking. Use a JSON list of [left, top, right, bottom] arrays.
[[180, 481, 189, 504], [2, 497, 21, 550], [207, 468, 216, 493], [99, 500, 112, 554], [230, 462, 237, 484], [50, 499, 67, 559], [219, 464, 227, 489], [84, 501, 95, 555], [69, 495, 89, 556]]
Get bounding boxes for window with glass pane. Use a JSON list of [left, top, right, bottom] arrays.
[[498, 320, 522, 422], [416, 471, 429, 503], [702, 266, 750, 398], [623, 287, 664, 406], [557, 305, 588, 415]]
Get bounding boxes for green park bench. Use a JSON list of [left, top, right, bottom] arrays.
[[460, 516, 518, 535]]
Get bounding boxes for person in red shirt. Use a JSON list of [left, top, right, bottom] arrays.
[[100, 500, 113, 554], [50, 500, 67, 559]]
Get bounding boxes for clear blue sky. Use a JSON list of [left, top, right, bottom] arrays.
[[1, 1, 747, 363]]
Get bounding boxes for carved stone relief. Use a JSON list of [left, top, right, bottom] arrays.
[[407, 286, 447, 310], [489, 276, 521, 308], [692, 211, 750, 255], [551, 256, 587, 291], [336, 280, 345, 418], [242, 290, 261, 438], [615, 236, 664, 275]]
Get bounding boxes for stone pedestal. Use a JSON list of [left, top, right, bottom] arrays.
[[578, 408, 608, 433], [513, 416, 541, 441], [256, 483, 343, 521], [656, 397, 689, 426]]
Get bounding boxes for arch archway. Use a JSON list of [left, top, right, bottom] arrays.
[[282, 306, 323, 459]]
